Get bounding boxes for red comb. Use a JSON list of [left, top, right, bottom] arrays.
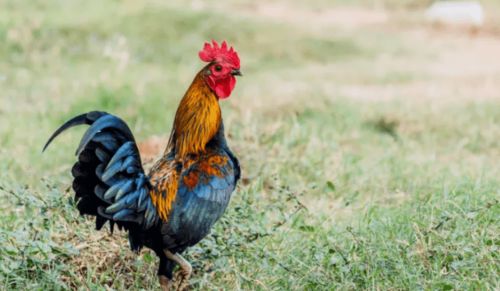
[[199, 40, 240, 68]]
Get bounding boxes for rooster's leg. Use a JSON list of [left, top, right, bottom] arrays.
[[159, 275, 172, 291], [164, 250, 192, 291]]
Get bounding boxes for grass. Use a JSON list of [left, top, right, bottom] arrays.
[[0, 0, 499, 290]]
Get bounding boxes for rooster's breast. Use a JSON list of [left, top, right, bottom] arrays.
[[160, 150, 237, 252]]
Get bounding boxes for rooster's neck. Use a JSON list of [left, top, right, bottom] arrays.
[[167, 70, 222, 159]]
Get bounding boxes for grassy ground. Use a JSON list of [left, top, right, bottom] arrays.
[[0, 0, 499, 290]]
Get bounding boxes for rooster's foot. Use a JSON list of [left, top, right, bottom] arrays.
[[159, 275, 172, 291], [173, 269, 191, 291], [164, 250, 192, 291]]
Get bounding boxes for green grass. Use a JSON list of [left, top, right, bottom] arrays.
[[0, 0, 499, 290]]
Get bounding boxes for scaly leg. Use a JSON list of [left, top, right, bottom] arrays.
[[159, 275, 172, 291], [163, 250, 192, 291]]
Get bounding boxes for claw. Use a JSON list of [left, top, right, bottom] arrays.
[[159, 275, 172, 291], [174, 269, 192, 291]]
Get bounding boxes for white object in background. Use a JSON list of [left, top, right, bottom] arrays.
[[425, 1, 484, 27]]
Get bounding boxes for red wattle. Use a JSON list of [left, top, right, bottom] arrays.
[[211, 76, 236, 99]]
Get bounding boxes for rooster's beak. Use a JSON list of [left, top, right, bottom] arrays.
[[231, 69, 242, 76]]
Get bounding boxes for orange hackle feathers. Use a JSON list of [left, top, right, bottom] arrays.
[[149, 159, 179, 221], [167, 70, 222, 159]]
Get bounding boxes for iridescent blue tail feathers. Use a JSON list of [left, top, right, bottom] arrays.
[[44, 111, 159, 236]]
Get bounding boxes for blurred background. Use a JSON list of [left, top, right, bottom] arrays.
[[0, 0, 498, 290]]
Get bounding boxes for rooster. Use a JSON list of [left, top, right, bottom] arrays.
[[44, 40, 242, 290]]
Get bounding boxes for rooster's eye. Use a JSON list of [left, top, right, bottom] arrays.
[[214, 65, 222, 72]]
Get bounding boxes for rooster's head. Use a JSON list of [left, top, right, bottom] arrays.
[[199, 40, 241, 99]]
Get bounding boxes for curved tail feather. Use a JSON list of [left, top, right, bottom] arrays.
[[43, 111, 107, 152]]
